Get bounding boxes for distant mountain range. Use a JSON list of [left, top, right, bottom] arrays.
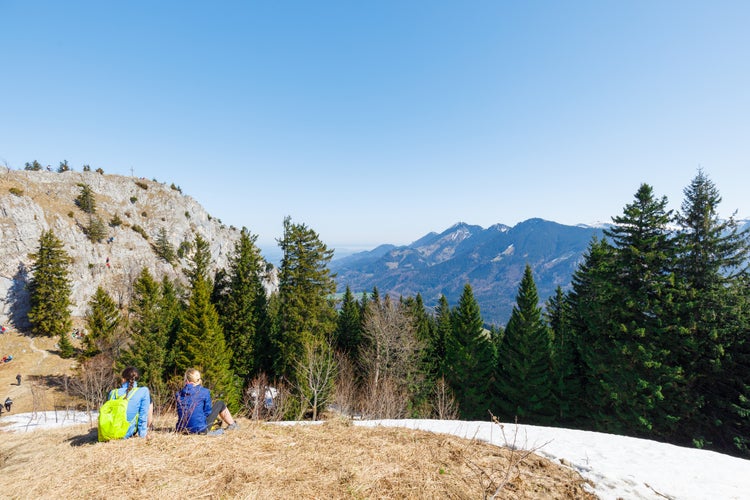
[[330, 219, 605, 325]]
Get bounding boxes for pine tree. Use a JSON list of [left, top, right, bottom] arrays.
[[495, 265, 555, 425], [75, 183, 96, 214], [428, 294, 452, 381], [154, 227, 176, 264], [214, 227, 270, 383], [335, 285, 362, 359], [674, 170, 750, 453], [587, 184, 681, 437], [444, 284, 495, 420], [545, 286, 583, 424], [28, 230, 72, 337], [172, 234, 238, 409], [58, 330, 75, 358], [274, 217, 337, 381], [83, 287, 122, 358], [118, 268, 175, 400]]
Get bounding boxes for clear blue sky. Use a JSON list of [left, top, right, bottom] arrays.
[[2, 1, 749, 250]]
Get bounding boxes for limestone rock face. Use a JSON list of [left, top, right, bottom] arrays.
[[0, 169, 260, 329]]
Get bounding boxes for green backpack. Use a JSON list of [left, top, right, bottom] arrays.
[[98, 387, 139, 442]]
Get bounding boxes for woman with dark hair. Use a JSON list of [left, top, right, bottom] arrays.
[[175, 368, 238, 435], [107, 366, 153, 439]]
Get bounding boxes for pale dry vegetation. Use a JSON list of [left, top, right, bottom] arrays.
[[0, 416, 594, 499]]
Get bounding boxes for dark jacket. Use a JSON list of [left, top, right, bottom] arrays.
[[175, 383, 213, 433]]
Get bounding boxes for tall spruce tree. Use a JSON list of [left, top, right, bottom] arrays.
[[335, 285, 362, 360], [172, 234, 238, 409], [83, 287, 122, 358], [118, 268, 175, 401], [495, 265, 555, 425], [545, 285, 583, 424], [428, 294, 452, 381], [214, 227, 270, 384], [594, 183, 681, 437], [444, 284, 495, 420], [674, 170, 750, 454], [28, 230, 72, 338], [274, 217, 337, 381]]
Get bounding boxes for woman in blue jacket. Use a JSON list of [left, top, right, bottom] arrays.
[[110, 366, 152, 439], [175, 368, 238, 435]]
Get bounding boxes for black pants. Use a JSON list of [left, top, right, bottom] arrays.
[[204, 400, 227, 432]]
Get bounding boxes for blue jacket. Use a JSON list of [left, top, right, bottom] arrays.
[[175, 383, 213, 434], [110, 382, 150, 438]]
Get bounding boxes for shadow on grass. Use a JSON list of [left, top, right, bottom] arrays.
[[67, 427, 98, 447]]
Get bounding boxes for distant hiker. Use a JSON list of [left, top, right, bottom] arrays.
[[98, 366, 153, 441], [4, 397, 12, 412], [15, 374, 21, 385], [106, 257, 110, 268], [1, 325, 6, 334], [175, 368, 238, 435]]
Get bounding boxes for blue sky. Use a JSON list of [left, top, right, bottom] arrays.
[[2, 1, 749, 250]]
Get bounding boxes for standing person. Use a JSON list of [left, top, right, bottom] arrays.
[[175, 368, 238, 435], [4, 397, 11, 412], [15, 374, 21, 386], [105, 366, 153, 439]]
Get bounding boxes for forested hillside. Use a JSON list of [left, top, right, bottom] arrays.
[[332, 219, 605, 325]]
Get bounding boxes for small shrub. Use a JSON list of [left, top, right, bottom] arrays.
[[141, 211, 148, 218], [184, 211, 190, 219], [124, 211, 132, 218], [135, 180, 148, 190], [109, 214, 123, 227], [95, 167, 104, 174], [67, 211, 74, 218], [131, 224, 148, 240], [9, 187, 23, 196], [177, 240, 192, 259], [130, 196, 137, 204], [171, 183, 182, 193], [82, 164, 91, 172]]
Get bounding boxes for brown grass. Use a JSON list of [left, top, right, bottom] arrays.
[[0, 416, 594, 499]]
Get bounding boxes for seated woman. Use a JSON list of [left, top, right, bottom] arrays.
[[175, 368, 238, 435], [110, 366, 153, 439]]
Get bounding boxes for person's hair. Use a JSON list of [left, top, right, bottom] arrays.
[[122, 366, 139, 394], [185, 368, 201, 385]]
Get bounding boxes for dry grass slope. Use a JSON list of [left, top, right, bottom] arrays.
[[0, 418, 594, 499]]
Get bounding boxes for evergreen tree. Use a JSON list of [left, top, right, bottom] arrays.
[[444, 284, 495, 420], [58, 330, 75, 358], [674, 170, 750, 453], [335, 285, 362, 359], [85, 214, 107, 243], [495, 265, 555, 425], [83, 287, 122, 358], [401, 293, 434, 416], [118, 268, 174, 400], [428, 294, 452, 381], [28, 230, 72, 337], [172, 234, 238, 409], [214, 227, 270, 383], [75, 183, 96, 214], [544, 286, 583, 424], [586, 184, 681, 437], [154, 227, 176, 264], [274, 217, 337, 381]]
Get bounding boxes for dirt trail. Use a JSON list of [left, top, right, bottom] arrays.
[[0, 329, 77, 414]]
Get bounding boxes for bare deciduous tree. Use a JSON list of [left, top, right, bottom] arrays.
[[296, 341, 337, 421], [67, 355, 116, 412], [359, 296, 424, 419]]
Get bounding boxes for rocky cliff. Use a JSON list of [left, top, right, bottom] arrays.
[[0, 169, 248, 329]]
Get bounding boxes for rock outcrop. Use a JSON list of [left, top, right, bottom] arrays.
[[0, 169, 246, 329]]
